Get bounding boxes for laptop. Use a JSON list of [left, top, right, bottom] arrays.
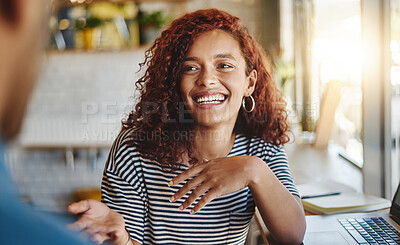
[[304, 183, 400, 245]]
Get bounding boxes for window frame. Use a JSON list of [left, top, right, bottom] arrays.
[[361, 0, 392, 198]]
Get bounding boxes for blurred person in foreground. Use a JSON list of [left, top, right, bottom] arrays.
[[0, 1, 94, 244], [68, 9, 306, 245]]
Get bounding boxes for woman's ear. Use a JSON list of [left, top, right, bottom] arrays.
[[246, 69, 257, 96]]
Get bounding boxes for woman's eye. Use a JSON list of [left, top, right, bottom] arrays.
[[182, 65, 198, 74], [217, 63, 234, 70]]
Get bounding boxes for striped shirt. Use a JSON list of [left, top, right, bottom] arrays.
[[101, 128, 299, 245]]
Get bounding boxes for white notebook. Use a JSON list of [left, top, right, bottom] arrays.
[[298, 181, 391, 214]]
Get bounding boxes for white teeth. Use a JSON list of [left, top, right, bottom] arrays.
[[195, 95, 226, 104]]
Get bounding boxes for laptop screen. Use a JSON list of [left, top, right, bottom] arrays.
[[390, 183, 400, 223]]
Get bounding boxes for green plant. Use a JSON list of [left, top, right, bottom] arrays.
[[85, 17, 103, 28], [75, 17, 103, 30], [139, 10, 169, 28], [276, 61, 295, 91]]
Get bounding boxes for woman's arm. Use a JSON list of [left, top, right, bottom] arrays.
[[247, 157, 306, 244]]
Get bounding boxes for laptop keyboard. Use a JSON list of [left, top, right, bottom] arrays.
[[339, 217, 400, 244]]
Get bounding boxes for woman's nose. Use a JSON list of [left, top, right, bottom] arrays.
[[197, 68, 217, 87]]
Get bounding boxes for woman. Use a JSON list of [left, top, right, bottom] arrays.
[[68, 9, 306, 245]]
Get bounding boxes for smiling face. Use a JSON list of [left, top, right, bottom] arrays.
[[180, 29, 257, 129]]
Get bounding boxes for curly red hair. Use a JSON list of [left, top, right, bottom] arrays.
[[123, 9, 289, 168]]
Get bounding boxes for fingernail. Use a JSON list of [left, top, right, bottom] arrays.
[[190, 209, 195, 215], [169, 196, 175, 202], [168, 181, 173, 186], [178, 205, 184, 210]]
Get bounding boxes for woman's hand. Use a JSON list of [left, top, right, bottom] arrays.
[[169, 155, 305, 244], [168, 156, 260, 214], [68, 199, 130, 245]]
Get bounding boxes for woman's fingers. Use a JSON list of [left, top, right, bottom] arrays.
[[90, 233, 110, 244], [67, 215, 93, 231], [169, 160, 222, 213], [85, 223, 120, 236], [191, 189, 220, 214], [177, 181, 211, 212], [84, 224, 103, 236], [68, 199, 91, 214], [69, 218, 116, 244], [169, 161, 210, 206], [170, 174, 204, 202], [67, 199, 127, 244], [84, 226, 111, 244], [169, 163, 206, 186]]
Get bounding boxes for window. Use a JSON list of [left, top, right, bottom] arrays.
[[313, 0, 363, 166], [287, 0, 363, 164], [283, 0, 394, 198]]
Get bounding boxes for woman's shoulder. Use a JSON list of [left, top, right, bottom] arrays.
[[105, 127, 148, 173], [238, 134, 283, 150], [236, 134, 285, 157], [113, 127, 141, 148], [107, 128, 142, 162], [110, 127, 162, 164]]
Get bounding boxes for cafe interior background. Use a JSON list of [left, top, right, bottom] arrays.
[[4, 0, 400, 243]]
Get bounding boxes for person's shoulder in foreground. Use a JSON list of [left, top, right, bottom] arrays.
[[0, 1, 93, 244], [0, 143, 93, 245]]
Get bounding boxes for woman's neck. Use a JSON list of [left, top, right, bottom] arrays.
[[191, 125, 236, 162]]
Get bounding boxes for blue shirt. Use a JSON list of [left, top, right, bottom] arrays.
[[0, 140, 94, 245]]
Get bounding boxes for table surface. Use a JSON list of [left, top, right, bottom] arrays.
[[285, 142, 363, 193]]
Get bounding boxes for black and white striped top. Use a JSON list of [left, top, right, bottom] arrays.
[[101, 128, 299, 245]]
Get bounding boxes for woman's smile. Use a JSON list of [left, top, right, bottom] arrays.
[[192, 91, 228, 107]]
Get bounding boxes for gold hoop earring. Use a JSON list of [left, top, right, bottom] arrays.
[[242, 95, 255, 113]]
